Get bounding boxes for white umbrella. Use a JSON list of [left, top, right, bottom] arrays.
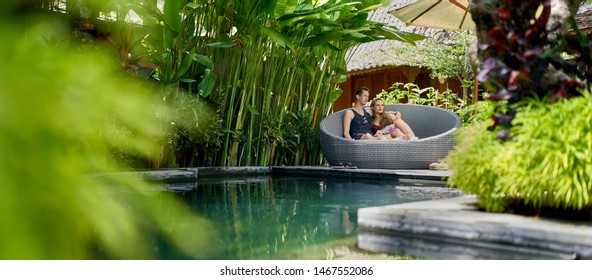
[[389, 0, 475, 31]]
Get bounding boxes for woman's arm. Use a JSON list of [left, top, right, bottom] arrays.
[[388, 111, 401, 120]]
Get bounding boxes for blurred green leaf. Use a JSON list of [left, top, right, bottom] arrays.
[[206, 41, 235, 48], [193, 54, 215, 69], [261, 26, 295, 50], [329, 89, 343, 103], [172, 52, 194, 82], [298, 62, 315, 77], [0, 19, 214, 259], [198, 69, 217, 98], [246, 104, 260, 115], [164, 0, 182, 33]]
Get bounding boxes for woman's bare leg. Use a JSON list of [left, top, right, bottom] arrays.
[[359, 133, 373, 140], [389, 128, 409, 140], [394, 119, 416, 138], [360, 133, 384, 140]]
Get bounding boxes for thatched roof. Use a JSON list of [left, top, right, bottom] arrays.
[[348, 1, 592, 73], [576, 11, 592, 33], [575, 3, 592, 34], [346, 0, 451, 73]]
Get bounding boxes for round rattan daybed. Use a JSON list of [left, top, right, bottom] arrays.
[[319, 104, 461, 169]]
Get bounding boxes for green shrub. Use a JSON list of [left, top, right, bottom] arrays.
[[446, 93, 592, 213], [445, 121, 507, 212], [162, 93, 223, 167], [376, 82, 440, 106], [0, 18, 214, 259], [375, 82, 471, 121], [456, 99, 498, 125]]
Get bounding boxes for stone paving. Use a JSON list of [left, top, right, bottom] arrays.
[[358, 195, 592, 259]]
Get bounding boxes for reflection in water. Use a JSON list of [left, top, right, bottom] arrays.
[[157, 176, 464, 259]]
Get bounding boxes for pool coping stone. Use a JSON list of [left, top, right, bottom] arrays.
[[358, 195, 592, 259], [93, 166, 451, 183], [272, 166, 451, 181]]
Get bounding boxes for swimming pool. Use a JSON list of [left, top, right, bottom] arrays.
[[154, 174, 465, 260]]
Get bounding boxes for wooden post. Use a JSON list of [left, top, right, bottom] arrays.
[[473, 76, 479, 115], [473, 77, 479, 104]]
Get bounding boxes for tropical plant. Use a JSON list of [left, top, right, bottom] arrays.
[[446, 93, 592, 214], [388, 31, 476, 101], [29, 0, 425, 168], [160, 0, 425, 167], [0, 4, 214, 259], [29, 0, 146, 21], [96, 0, 223, 168], [378, 83, 437, 105], [455, 99, 498, 125], [375, 82, 469, 118], [474, 0, 587, 140], [97, 24, 158, 77], [166, 93, 224, 167], [447, 0, 592, 216]]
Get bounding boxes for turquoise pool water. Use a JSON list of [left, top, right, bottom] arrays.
[[157, 175, 464, 260]]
